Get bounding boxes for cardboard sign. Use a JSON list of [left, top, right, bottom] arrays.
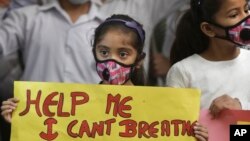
[[199, 109, 250, 141], [11, 81, 201, 141]]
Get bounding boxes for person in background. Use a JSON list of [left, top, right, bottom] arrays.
[[0, 0, 54, 101], [148, 0, 190, 86], [8, 0, 48, 9], [0, 0, 23, 103], [0, 1, 21, 141], [167, 0, 250, 117], [1, 0, 51, 18], [0, 0, 102, 85], [0, 0, 103, 140]]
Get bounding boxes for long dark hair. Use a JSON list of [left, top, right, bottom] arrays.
[[170, 0, 225, 65], [93, 14, 146, 86]]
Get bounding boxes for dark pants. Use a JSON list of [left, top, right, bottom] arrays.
[[0, 53, 22, 141], [0, 106, 11, 141]]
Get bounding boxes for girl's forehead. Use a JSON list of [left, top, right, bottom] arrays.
[[98, 29, 136, 49], [218, 0, 247, 12]]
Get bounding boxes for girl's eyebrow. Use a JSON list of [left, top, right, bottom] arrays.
[[226, 7, 238, 15], [118, 47, 134, 53], [96, 45, 109, 49], [226, 3, 248, 14], [118, 47, 133, 51]]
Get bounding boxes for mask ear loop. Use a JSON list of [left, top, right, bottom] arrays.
[[136, 52, 146, 62], [207, 15, 250, 47], [128, 52, 146, 85], [133, 52, 146, 70]]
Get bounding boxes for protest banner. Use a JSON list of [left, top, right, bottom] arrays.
[[11, 81, 200, 141]]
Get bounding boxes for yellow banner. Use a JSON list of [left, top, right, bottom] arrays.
[[11, 81, 200, 141]]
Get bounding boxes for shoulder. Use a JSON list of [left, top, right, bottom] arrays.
[[233, 49, 250, 65], [7, 0, 60, 19], [10, 5, 40, 17], [171, 54, 203, 70], [3, 5, 41, 25], [166, 54, 200, 87]]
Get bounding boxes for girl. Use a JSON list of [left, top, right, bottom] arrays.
[[93, 14, 208, 141], [167, 0, 250, 118], [1, 14, 208, 141], [92, 14, 146, 86]]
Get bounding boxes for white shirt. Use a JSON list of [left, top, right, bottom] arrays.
[[9, 0, 51, 9], [0, 7, 8, 78], [0, 1, 102, 83], [0, 6, 8, 19], [167, 49, 250, 110]]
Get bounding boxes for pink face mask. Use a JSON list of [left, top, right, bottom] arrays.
[[213, 15, 250, 47], [96, 60, 134, 85], [227, 15, 250, 46]]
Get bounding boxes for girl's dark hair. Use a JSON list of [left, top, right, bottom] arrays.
[[93, 14, 146, 86], [170, 0, 225, 65]]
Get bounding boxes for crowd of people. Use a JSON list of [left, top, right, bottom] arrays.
[[1, 0, 250, 141]]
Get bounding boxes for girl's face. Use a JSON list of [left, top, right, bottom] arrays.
[[95, 29, 138, 65], [214, 0, 249, 27]]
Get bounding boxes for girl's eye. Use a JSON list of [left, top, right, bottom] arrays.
[[244, 9, 249, 14], [99, 50, 109, 57], [229, 13, 238, 18], [119, 51, 129, 58]]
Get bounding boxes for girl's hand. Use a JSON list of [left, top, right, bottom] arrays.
[[209, 94, 241, 118], [1, 98, 19, 123], [194, 122, 208, 141]]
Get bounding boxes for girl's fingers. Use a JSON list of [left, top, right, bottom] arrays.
[[1, 98, 19, 110], [5, 114, 12, 123], [2, 100, 18, 107], [1, 104, 16, 111], [195, 134, 207, 141], [1, 108, 13, 123], [1, 98, 19, 123], [195, 124, 208, 132], [209, 104, 222, 118], [195, 130, 208, 139], [7, 98, 19, 103], [1, 108, 13, 116], [194, 123, 208, 141]]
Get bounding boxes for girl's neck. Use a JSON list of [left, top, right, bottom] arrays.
[[123, 80, 134, 86], [200, 40, 240, 61], [59, 0, 90, 23]]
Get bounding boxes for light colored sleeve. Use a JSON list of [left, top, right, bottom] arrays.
[[166, 63, 189, 88], [9, 0, 40, 10], [0, 9, 25, 57]]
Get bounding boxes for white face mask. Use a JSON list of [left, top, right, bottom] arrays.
[[68, 0, 90, 5]]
